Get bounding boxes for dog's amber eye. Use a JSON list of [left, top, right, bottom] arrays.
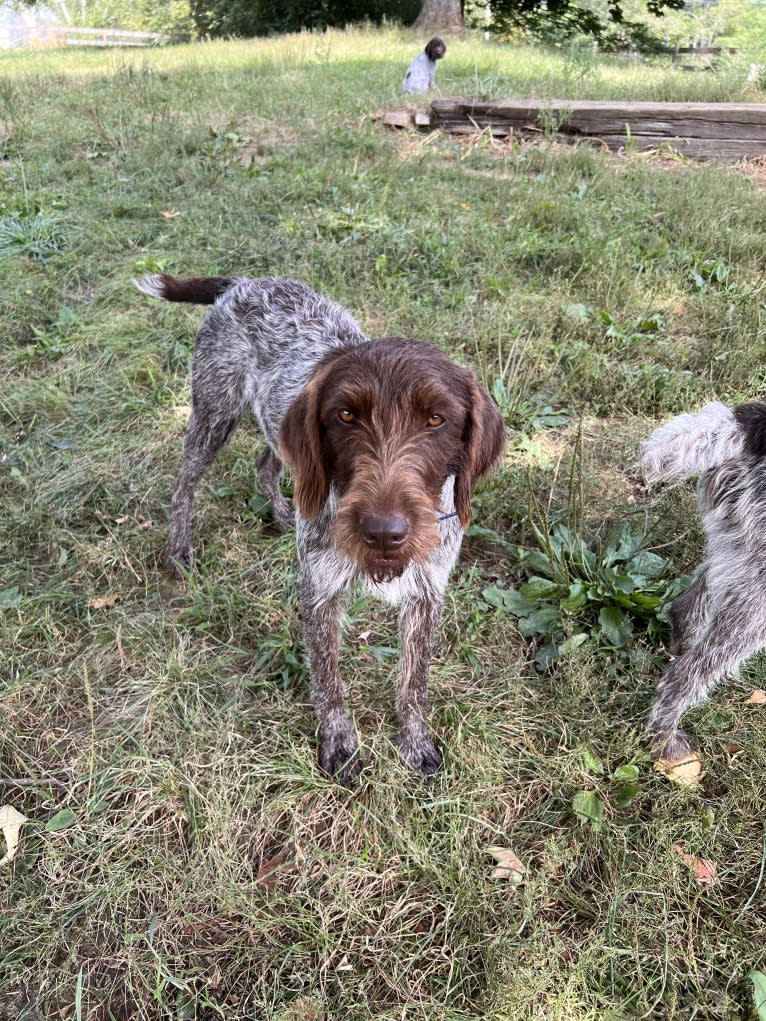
[[426, 414, 444, 428], [338, 409, 355, 424]]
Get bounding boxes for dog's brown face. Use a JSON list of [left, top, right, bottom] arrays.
[[425, 37, 446, 61], [279, 338, 505, 582]]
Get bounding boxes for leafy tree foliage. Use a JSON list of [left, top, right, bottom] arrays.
[[14, 0, 419, 35], [13, 0, 701, 50], [471, 0, 685, 49], [188, 0, 419, 37]]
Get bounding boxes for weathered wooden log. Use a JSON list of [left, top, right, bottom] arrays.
[[382, 109, 417, 130], [375, 108, 434, 131], [428, 98, 766, 160], [673, 46, 738, 57]]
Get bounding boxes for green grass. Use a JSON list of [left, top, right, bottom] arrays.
[[1, 24, 766, 1020]]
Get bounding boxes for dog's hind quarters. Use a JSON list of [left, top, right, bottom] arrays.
[[642, 399, 766, 761]]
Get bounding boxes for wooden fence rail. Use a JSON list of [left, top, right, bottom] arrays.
[[54, 26, 163, 47], [428, 98, 766, 161]]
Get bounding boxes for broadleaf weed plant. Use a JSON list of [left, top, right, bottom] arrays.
[[483, 430, 690, 669]]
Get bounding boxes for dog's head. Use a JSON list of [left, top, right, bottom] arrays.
[[425, 37, 446, 61], [279, 338, 505, 582]]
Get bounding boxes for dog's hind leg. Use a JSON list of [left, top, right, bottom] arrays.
[[646, 595, 766, 761], [395, 596, 444, 778], [255, 447, 295, 531], [669, 565, 709, 655], [165, 408, 237, 574]]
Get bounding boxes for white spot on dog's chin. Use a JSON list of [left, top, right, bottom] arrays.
[[365, 562, 418, 605]]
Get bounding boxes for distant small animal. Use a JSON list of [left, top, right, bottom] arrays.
[[640, 400, 766, 761], [136, 273, 505, 785], [402, 37, 446, 94]]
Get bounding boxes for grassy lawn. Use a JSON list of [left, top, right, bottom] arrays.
[[1, 25, 766, 1020]]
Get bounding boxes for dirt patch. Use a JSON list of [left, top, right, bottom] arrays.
[[579, 414, 653, 514], [508, 413, 653, 524], [731, 153, 766, 191]]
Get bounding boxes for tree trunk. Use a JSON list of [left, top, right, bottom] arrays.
[[413, 0, 464, 32]]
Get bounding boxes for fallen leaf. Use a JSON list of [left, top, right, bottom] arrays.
[[745, 690, 766, 704], [254, 850, 296, 889], [280, 997, 324, 1021], [160, 209, 180, 219], [89, 593, 119, 610], [721, 740, 743, 759], [335, 954, 353, 972], [487, 845, 526, 884], [0, 804, 28, 866], [673, 844, 717, 885], [654, 751, 703, 787]]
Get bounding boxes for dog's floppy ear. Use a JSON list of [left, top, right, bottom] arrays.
[[279, 368, 333, 519], [454, 376, 506, 527]]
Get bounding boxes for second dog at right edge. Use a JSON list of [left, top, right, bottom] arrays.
[[640, 399, 766, 761]]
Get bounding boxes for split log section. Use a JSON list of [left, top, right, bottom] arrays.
[[429, 98, 766, 160]]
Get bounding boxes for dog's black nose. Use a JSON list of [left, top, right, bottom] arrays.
[[360, 513, 410, 551]]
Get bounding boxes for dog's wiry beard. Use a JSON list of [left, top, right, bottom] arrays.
[[332, 457, 442, 581]]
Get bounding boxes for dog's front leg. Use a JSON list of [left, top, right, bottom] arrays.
[[396, 596, 444, 778], [300, 581, 362, 786]]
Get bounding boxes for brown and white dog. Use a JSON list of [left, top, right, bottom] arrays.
[[137, 273, 505, 784]]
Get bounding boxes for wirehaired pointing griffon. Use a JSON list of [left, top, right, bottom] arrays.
[[641, 400, 766, 761], [137, 274, 505, 784], [402, 37, 446, 94]]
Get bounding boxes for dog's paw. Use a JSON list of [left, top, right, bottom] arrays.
[[319, 733, 363, 787], [398, 733, 443, 779], [271, 503, 296, 532], [656, 730, 695, 763], [163, 547, 193, 578], [647, 726, 695, 763]]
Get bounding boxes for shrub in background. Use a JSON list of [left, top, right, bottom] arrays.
[[62, 0, 195, 35], [188, 0, 420, 37]]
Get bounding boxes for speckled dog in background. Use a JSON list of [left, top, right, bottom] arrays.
[[402, 36, 446, 94]]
